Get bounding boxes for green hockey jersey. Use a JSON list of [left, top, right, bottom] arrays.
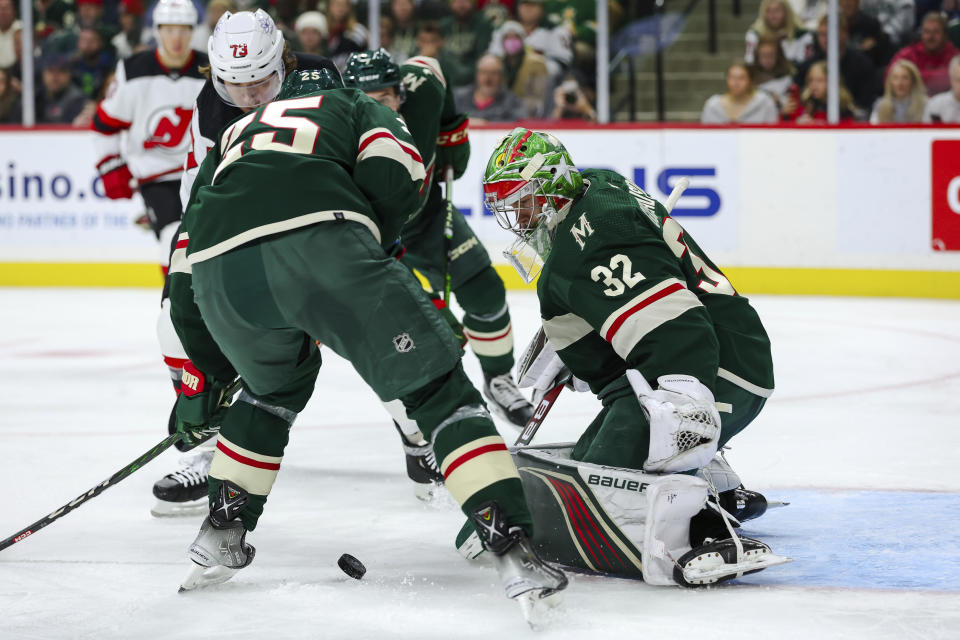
[[183, 87, 426, 263], [538, 168, 774, 398]]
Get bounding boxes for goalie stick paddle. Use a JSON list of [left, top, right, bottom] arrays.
[[514, 178, 691, 447], [0, 380, 240, 552]]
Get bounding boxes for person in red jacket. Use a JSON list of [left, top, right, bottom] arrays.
[[887, 12, 959, 96]]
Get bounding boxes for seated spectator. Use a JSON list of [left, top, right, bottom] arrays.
[[746, 0, 811, 65], [388, 0, 419, 62], [75, 0, 105, 29], [750, 35, 796, 105], [795, 14, 880, 113], [500, 0, 572, 78], [112, 0, 147, 60], [840, 0, 892, 66], [453, 53, 527, 122], [788, 0, 826, 28], [72, 26, 115, 100], [326, 0, 368, 67], [923, 54, 960, 121], [441, 0, 493, 88], [295, 11, 327, 56], [490, 21, 550, 116], [888, 12, 959, 95], [870, 58, 926, 121], [0, 0, 20, 70], [551, 75, 595, 121], [191, 0, 230, 51], [783, 59, 856, 122], [702, 61, 779, 123], [34, 0, 75, 42], [0, 66, 20, 122], [859, 0, 914, 48], [36, 54, 89, 123], [478, 0, 511, 28], [379, 15, 396, 54]]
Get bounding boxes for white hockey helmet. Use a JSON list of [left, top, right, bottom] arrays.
[[153, 0, 198, 27], [208, 9, 286, 109]]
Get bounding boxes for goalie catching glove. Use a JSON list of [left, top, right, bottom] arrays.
[[175, 361, 234, 448], [626, 371, 721, 473]]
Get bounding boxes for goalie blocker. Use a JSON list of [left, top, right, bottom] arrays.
[[459, 444, 791, 586]]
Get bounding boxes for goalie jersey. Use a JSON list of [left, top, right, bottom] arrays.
[[92, 50, 207, 185], [537, 169, 774, 398]]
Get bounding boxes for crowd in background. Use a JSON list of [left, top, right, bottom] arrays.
[[0, 0, 607, 125], [703, 0, 960, 123]]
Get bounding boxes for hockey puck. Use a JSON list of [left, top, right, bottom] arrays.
[[338, 553, 366, 580]]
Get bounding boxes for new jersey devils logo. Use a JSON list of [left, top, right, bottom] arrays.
[[144, 106, 193, 150], [230, 44, 248, 58]]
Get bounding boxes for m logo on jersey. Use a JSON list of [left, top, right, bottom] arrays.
[[230, 44, 248, 58], [144, 106, 193, 150], [570, 213, 594, 250]]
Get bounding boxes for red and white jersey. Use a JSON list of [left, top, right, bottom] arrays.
[[92, 49, 208, 185]]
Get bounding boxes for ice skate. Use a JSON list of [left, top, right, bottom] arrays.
[[471, 501, 568, 629], [151, 446, 213, 517], [179, 481, 255, 592], [482, 372, 534, 429], [392, 420, 444, 501], [674, 536, 793, 587]]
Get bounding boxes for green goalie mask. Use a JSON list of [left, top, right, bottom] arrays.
[[342, 49, 405, 103], [482, 128, 584, 283]]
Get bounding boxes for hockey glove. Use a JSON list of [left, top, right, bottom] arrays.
[[429, 292, 467, 347], [435, 114, 470, 180], [96, 155, 135, 199], [175, 361, 232, 448]]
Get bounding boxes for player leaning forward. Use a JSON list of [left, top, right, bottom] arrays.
[[168, 73, 568, 609], [477, 128, 790, 586]]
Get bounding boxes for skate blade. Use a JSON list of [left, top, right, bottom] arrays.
[[151, 498, 207, 518], [516, 590, 564, 630], [178, 562, 240, 592], [413, 481, 443, 503], [767, 500, 790, 509], [682, 551, 793, 585]]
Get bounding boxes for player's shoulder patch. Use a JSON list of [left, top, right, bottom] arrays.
[[403, 56, 446, 89]]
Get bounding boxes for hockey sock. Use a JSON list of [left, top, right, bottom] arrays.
[[456, 267, 514, 377]]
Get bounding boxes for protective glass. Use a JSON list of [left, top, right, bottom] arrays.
[[214, 71, 283, 109]]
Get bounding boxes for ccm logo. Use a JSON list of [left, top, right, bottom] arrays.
[[182, 371, 201, 392], [13, 530, 33, 542]]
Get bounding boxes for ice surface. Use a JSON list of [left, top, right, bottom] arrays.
[[2, 289, 959, 639]]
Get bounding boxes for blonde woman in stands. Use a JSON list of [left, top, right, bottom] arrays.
[[750, 35, 796, 106], [783, 60, 856, 122], [745, 0, 812, 64], [870, 59, 927, 123], [701, 61, 779, 123]]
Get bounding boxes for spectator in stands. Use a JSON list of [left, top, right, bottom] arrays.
[[496, 0, 572, 78], [379, 15, 396, 53], [870, 58, 927, 121], [295, 11, 327, 57], [551, 75, 595, 120], [889, 12, 959, 95], [0, 0, 20, 70], [192, 0, 230, 52], [479, 0, 511, 28], [746, 0, 811, 64], [784, 59, 856, 122], [795, 14, 879, 113], [860, 0, 914, 48], [34, 0, 75, 42], [840, 0, 893, 66], [75, 0, 105, 29], [112, 0, 146, 59], [788, 0, 826, 28], [0, 66, 20, 122], [751, 36, 796, 106], [490, 20, 549, 116], [453, 53, 527, 122], [72, 25, 114, 100], [388, 0, 419, 61], [35, 54, 88, 123], [325, 0, 368, 67], [441, 0, 493, 88], [923, 54, 960, 121], [701, 61, 779, 123]]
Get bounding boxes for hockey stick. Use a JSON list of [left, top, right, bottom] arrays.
[[443, 166, 455, 305], [513, 178, 691, 447], [0, 380, 241, 553]]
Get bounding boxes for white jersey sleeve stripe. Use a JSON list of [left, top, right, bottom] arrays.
[[542, 312, 594, 351], [405, 56, 446, 88], [357, 128, 426, 182], [600, 278, 703, 359]]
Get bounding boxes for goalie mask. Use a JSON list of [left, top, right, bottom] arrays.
[[208, 10, 285, 109], [482, 128, 583, 283]]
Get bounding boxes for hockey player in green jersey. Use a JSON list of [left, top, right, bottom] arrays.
[[342, 49, 535, 432], [463, 127, 792, 587], [168, 76, 567, 614]]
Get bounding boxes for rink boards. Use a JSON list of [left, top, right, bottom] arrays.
[[0, 124, 958, 298]]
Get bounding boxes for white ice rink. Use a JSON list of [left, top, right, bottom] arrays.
[[2, 288, 959, 639]]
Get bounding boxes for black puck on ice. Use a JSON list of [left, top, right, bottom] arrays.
[[338, 553, 366, 580]]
